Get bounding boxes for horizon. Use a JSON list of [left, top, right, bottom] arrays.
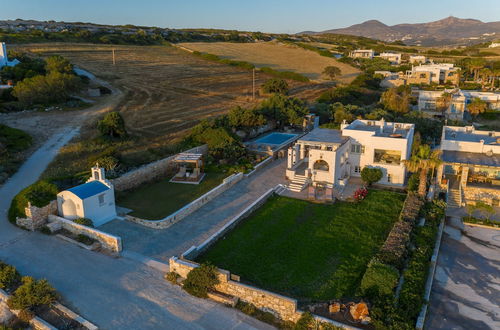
[[0, 0, 499, 34]]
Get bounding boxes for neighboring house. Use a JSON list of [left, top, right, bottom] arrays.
[[0, 42, 20, 68], [349, 49, 375, 59], [408, 63, 460, 85], [378, 52, 402, 65], [286, 119, 414, 192], [57, 165, 117, 226], [417, 89, 500, 120], [409, 55, 426, 64], [488, 42, 500, 48], [436, 126, 500, 207]]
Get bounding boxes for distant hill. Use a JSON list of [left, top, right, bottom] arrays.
[[300, 16, 500, 46]]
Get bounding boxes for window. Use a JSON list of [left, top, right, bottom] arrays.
[[313, 160, 329, 171], [374, 149, 402, 165], [351, 144, 364, 154], [98, 194, 105, 206], [94, 170, 100, 180], [354, 166, 361, 174], [387, 174, 392, 183]]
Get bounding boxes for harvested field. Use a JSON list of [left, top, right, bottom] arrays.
[[179, 41, 361, 83], [15, 43, 329, 139]]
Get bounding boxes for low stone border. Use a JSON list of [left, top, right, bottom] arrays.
[[244, 156, 273, 178], [415, 217, 446, 330], [52, 302, 98, 330], [55, 234, 101, 251], [125, 172, 244, 229], [48, 215, 122, 252]]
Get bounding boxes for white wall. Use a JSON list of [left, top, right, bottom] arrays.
[[81, 189, 117, 226]]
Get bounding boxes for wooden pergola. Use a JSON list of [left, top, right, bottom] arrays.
[[171, 153, 205, 183]]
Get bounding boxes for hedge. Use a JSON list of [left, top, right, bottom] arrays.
[[8, 180, 59, 224]]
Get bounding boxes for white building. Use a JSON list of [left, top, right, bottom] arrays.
[[378, 52, 402, 65], [349, 49, 375, 59], [417, 89, 500, 120], [436, 126, 500, 206], [57, 165, 117, 226], [0, 42, 20, 68], [411, 63, 459, 84], [286, 119, 415, 192], [409, 55, 426, 64], [488, 42, 500, 48]]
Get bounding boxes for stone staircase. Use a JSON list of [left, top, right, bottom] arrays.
[[447, 188, 461, 208], [288, 174, 308, 192]]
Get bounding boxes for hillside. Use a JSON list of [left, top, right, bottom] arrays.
[[301, 16, 500, 46]]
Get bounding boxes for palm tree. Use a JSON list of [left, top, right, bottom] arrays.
[[478, 68, 492, 89], [404, 145, 442, 197], [438, 92, 452, 117]]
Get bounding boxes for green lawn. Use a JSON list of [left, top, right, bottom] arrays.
[[117, 172, 227, 219], [197, 190, 405, 301]]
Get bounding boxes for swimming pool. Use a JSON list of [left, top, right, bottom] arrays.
[[254, 132, 298, 145]]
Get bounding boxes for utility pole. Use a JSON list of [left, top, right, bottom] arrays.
[[112, 49, 116, 65], [252, 68, 255, 100]]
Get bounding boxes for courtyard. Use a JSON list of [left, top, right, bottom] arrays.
[[117, 172, 226, 219], [196, 190, 405, 301]]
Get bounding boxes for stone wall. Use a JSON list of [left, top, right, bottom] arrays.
[[16, 201, 57, 231], [111, 144, 208, 191], [48, 215, 122, 252], [464, 186, 500, 205], [0, 289, 56, 330], [169, 257, 302, 322], [125, 172, 244, 229]]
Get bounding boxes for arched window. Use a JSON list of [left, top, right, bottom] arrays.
[[313, 160, 329, 171]]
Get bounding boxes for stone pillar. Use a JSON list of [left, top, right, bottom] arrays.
[[293, 144, 300, 164], [460, 166, 469, 187], [287, 148, 293, 168], [299, 144, 305, 160], [436, 164, 444, 185]]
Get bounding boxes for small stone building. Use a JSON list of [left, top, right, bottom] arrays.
[[57, 165, 116, 226]]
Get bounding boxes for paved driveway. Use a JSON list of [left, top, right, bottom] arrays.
[[0, 129, 273, 329], [425, 217, 500, 329], [100, 159, 287, 262]]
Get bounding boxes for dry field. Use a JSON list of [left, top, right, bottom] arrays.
[[179, 41, 361, 83], [14, 43, 332, 139]]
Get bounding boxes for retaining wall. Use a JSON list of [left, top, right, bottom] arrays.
[[16, 201, 57, 231], [125, 172, 244, 229], [48, 215, 122, 252], [111, 145, 208, 191]]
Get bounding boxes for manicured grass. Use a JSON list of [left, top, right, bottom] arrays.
[[117, 172, 227, 219], [197, 190, 405, 301]]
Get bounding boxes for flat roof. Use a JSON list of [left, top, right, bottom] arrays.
[[298, 128, 346, 144], [345, 121, 412, 138], [444, 130, 500, 145], [442, 150, 500, 167]]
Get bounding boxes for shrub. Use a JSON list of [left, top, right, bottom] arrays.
[[76, 234, 94, 245], [353, 187, 368, 202], [73, 218, 94, 228], [183, 263, 219, 298], [294, 311, 315, 329], [97, 112, 127, 138], [17, 308, 35, 322], [0, 264, 21, 291], [360, 260, 399, 299], [164, 272, 180, 285], [261, 78, 289, 95], [39, 226, 52, 235], [361, 167, 383, 186], [7, 276, 57, 311], [8, 180, 58, 224], [407, 172, 419, 192]]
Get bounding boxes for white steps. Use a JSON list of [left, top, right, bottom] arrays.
[[289, 175, 308, 192], [447, 189, 461, 208]]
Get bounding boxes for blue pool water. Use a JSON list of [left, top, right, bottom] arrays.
[[254, 133, 297, 145]]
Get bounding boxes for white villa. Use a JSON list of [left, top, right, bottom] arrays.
[[0, 42, 20, 68], [409, 55, 426, 64], [57, 165, 117, 226], [349, 49, 375, 59], [437, 126, 500, 207], [418, 89, 500, 120], [286, 119, 415, 193], [409, 63, 460, 85], [378, 52, 402, 65]]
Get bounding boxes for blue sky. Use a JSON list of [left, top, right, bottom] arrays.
[[1, 0, 499, 33]]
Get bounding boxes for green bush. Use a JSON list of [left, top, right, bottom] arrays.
[[164, 271, 180, 285], [17, 308, 35, 322], [97, 111, 127, 138], [360, 260, 399, 299], [407, 172, 419, 192], [76, 234, 94, 245], [183, 263, 219, 298], [235, 300, 287, 329], [361, 167, 383, 185], [73, 217, 94, 228], [0, 264, 21, 291], [7, 276, 57, 311], [294, 312, 315, 329], [39, 226, 52, 235], [261, 78, 289, 95], [8, 180, 58, 224]]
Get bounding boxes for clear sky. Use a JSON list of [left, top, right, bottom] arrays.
[[1, 0, 499, 34]]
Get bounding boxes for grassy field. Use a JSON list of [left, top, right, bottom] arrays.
[[197, 190, 405, 301], [14, 43, 328, 139], [179, 41, 361, 83], [0, 124, 33, 184], [117, 172, 226, 219]]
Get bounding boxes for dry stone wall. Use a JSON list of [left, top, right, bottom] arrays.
[[111, 145, 208, 191], [16, 201, 57, 231], [464, 186, 500, 205], [48, 215, 122, 252], [125, 172, 244, 229]]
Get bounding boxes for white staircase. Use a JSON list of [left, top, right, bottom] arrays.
[[289, 174, 308, 192], [447, 188, 461, 208]]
